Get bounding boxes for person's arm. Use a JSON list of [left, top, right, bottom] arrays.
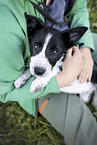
[[0, 0, 60, 116], [0, 46, 83, 104], [56, 46, 83, 88], [0, 0, 87, 116], [67, 0, 94, 83], [68, 0, 94, 51]]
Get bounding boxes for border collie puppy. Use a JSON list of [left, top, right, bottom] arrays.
[[14, 13, 97, 104]]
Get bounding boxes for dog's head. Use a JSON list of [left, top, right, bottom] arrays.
[[25, 13, 88, 77]]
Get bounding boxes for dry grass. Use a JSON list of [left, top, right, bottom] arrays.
[[0, 102, 65, 145]]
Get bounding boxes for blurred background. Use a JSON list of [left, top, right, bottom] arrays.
[[0, 0, 97, 145], [88, 0, 97, 33]]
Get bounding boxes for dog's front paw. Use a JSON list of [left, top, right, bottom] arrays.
[[30, 84, 44, 93], [30, 81, 45, 93], [14, 77, 26, 89], [30, 78, 48, 93]]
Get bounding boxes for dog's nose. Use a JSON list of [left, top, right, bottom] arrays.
[[34, 67, 46, 76]]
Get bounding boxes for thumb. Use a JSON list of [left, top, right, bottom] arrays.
[[66, 48, 72, 57], [72, 46, 79, 54]]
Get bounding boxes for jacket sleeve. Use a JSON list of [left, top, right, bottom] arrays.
[[0, 76, 60, 117], [67, 0, 95, 51], [0, 76, 60, 103]]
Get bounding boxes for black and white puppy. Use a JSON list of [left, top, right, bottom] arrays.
[[14, 13, 97, 104]]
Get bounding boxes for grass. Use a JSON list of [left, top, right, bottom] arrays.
[[0, 102, 65, 145], [87, 0, 97, 33], [0, 101, 97, 145], [0, 0, 97, 145]]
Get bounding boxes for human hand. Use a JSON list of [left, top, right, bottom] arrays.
[[56, 46, 83, 88], [79, 47, 94, 83]]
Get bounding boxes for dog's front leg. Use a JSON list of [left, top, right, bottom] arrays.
[[30, 74, 52, 93], [30, 76, 51, 93], [14, 69, 31, 89], [30, 65, 61, 93]]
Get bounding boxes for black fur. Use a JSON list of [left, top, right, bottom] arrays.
[[91, 63, 97, 84]]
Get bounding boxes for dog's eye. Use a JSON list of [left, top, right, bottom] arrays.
[[51, 50, 58, 55], [34, 45, 39, 50]]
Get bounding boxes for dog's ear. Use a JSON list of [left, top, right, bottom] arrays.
[[25, 12, 44, 38], [61, 26, 88, 48]]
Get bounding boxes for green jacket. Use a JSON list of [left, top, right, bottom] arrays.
[[0, 0, 94, 116]]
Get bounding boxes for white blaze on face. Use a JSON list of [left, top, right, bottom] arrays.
[[30, 33, 53, 77], [42, 33, 53, 55]]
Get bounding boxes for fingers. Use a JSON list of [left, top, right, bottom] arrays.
[[79, 68, 89, 83], [67, 46, 79, 57], [79, 59, 94, 83], [79, 47, 94, 83], [88, 59, 94, 81], [88, 67, 93, 81], [79, 68, 93, 83], [72, 46, 79, 53], [66, 48, 72, 57], [66, 47, 94, 84]]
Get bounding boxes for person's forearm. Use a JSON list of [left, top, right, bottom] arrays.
[[56, 47, 84, 88], [56, 72, 69, 88]]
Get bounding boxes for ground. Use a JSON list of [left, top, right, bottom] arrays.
[[0, 0, 97, 145]]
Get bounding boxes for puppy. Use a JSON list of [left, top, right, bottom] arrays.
[[14, 13, 97, 104]]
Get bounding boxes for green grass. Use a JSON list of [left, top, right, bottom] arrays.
[[0, 0, 97, 145]]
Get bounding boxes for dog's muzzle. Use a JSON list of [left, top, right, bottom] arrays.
[[34, 67, 46, 76], [30, 55, 52, 77]]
